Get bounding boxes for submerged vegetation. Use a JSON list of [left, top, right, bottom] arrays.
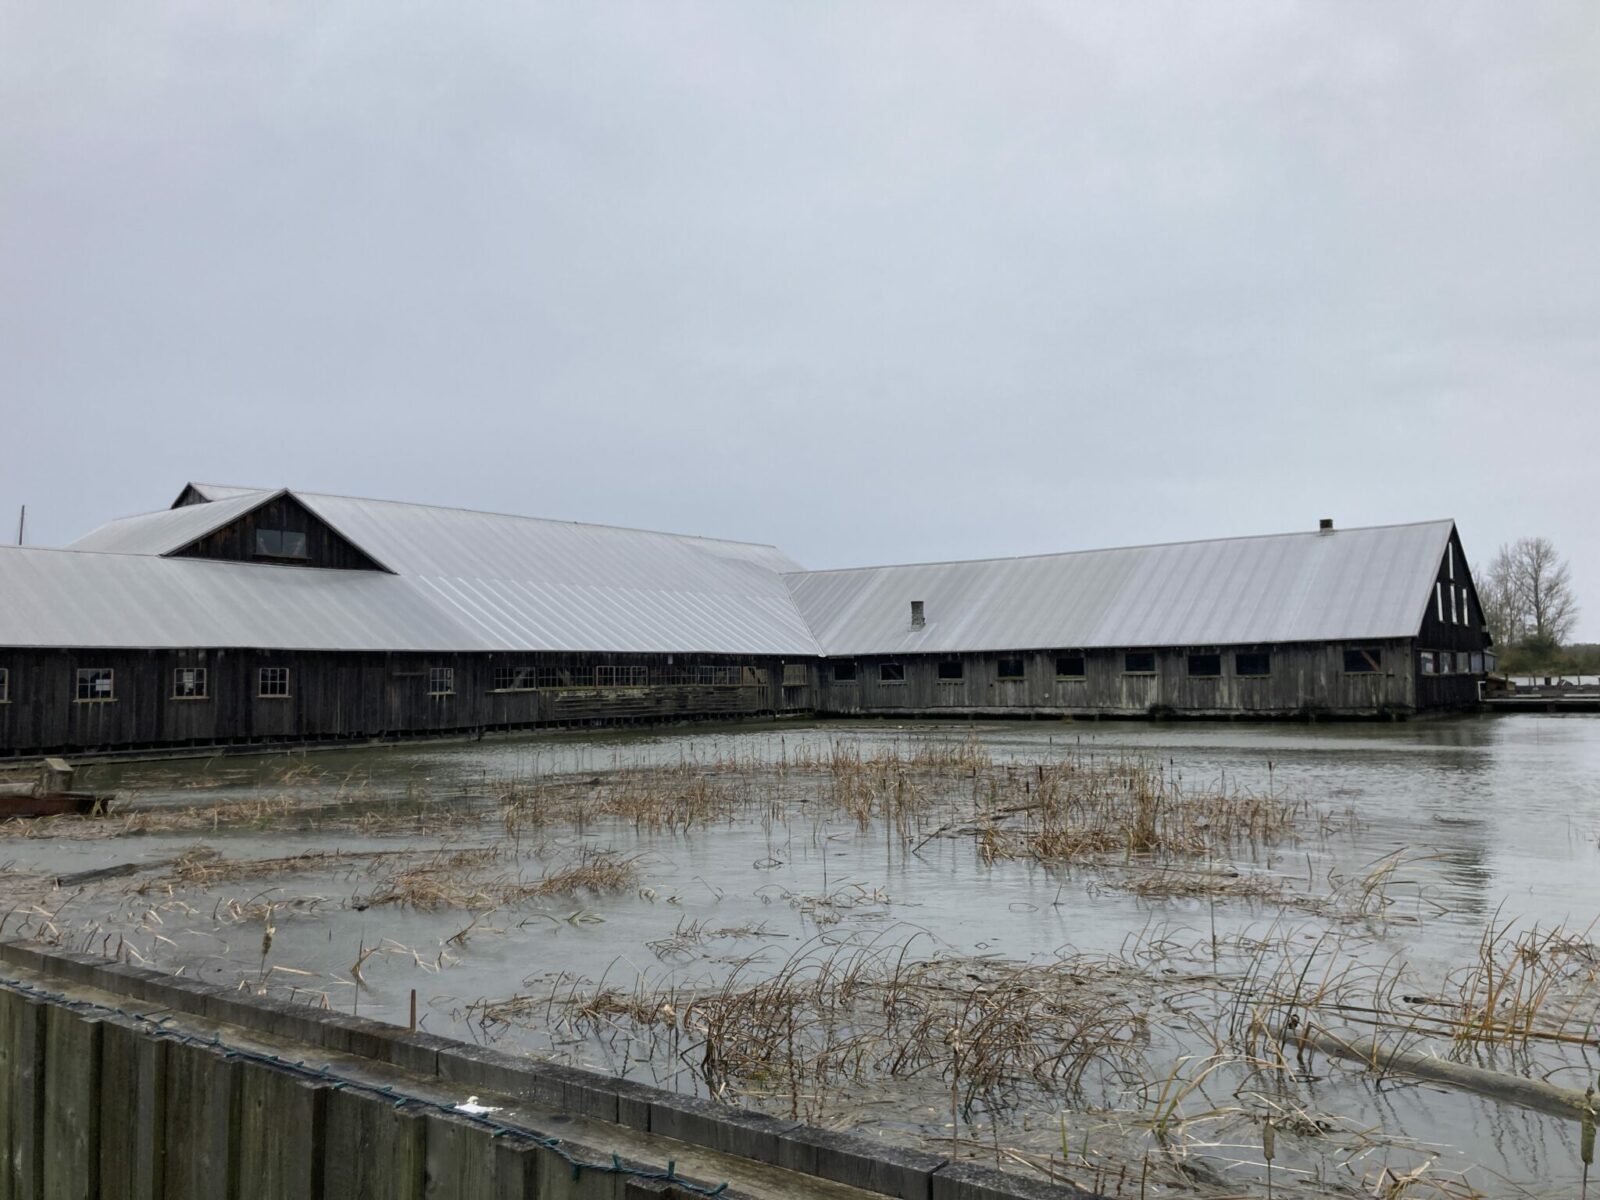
[[0, 727, 1595, 1197]]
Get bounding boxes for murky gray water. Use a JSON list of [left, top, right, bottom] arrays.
[[5, 715, 1598, 1197]]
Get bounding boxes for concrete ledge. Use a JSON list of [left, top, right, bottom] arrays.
[[647, 1091, 798, 1166], [775, 1124, 947, 1199], [933, 1161, 1101, 1199]]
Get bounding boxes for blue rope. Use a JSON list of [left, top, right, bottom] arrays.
[[1, 976, 728, 1196]]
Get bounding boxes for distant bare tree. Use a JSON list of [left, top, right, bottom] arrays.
[[1476, 546, 1524, 647], [1511, 536, 1579, 648]]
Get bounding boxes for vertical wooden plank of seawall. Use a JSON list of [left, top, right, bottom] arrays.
[[162, 1040, 241, 1200], [98, 1021, 167, 1200], [535, 1142, 625, 1200], [0, 988, 28, 1200], [491, 1137, 539, 1200], [322, 1088, 425, 1200], [9, 997, 48, 1200], [423, 1111, 495, 1200], [42, 1009, 100, 1200], [238, 1069, 326, 1200]]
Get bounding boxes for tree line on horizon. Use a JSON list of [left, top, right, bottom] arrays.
[[1474, 537, 1587, 673]]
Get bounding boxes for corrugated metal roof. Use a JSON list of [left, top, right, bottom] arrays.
[[43, 486, 1455, 657], [60, 488, 821, 656], [783, 521, 1455, 655], [0, 547, 474, 651], [181, 482, 271, 504], [69, 490, 277, 556]]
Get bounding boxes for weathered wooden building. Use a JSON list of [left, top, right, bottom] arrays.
[[0, 485, 1493, 757]]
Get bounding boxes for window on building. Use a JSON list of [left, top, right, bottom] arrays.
[[1436, 582, 1445, 622], [1420, 651, 1438, 676], [782, 664, 808, 687], [1457, 651, 1472, 674], [173, 667, 208, 698], [1450, 585, 1458, 625], [428, 667, 454, 696], [258, 667, 290, 697], [595, 665, 648, 688], [254, 529, 309, 559], [937, 660, 964, 681], [0, 667, 8, 703], [1124, 652, 1156, 674], [1235, 652, 1271, 677], [1055, 653, 1086, 678], [494, 666, 539, 691], [1448, 543, 1455, 580], [694, 665, 742, 686], [1470, 652, 1485, 674], [1459, 587, 1470, 627], [1187, 653, 1222, 677], [880, 663, 906, 683], [75, 668, 115, 702], [830, 662, 857, 683], [1343, 648, 1383, 674], [997, 658, 1025, 680]]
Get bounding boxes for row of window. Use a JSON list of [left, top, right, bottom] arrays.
[[0, 667, 298, 703], [830, 648, 1389, 684], [0, 663, 773, 706], [1421, 650, 1488, 676]]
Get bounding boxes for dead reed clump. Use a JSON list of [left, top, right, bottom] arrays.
[[491, 938, 1150, 1124], [355, 847, 638, 911]]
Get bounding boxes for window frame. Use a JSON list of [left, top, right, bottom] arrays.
[[253, 528, 310, 561], [830, 661, 858, 684], [493, 666, 539, 692], [1054, 653, 1086, 679], [595, 664, 649, 689], [879, 662, 906, 684], [996, 658, 1025, 681], [0, 666, 8, 703], [74, 667, 115, 703], [1123, 651, 1157, 675], [1186, 652, 1223, 678], [781, 663, 808, 687], [937, 659, 965, 682], [258, 666, 291, 698], [1234, 651, 1271, 678], [428, 666, 455, 696], [172, 666, 209, 700], [1343, 647, 1384, 674]]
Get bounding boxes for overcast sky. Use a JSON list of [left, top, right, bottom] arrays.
[[3, 3, 1596, 635]]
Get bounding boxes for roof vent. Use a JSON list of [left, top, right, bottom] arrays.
[[910, 600, 925, 629], [1318, 518, 1334, 533]]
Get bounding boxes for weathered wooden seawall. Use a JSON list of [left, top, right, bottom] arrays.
[[0, 940, 1096, 1200]]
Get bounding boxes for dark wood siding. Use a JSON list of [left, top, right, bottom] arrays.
[[170, 494, 386, 572], [0, 650, 810, 757], [1414, 526, 1492, 710]]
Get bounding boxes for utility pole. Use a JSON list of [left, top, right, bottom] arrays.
[[15, 505, 23, 546]]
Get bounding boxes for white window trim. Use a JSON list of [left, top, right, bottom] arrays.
[[74, 668, 116, 703], [258, 667, 291, 699], [172, 666, 209, 700]]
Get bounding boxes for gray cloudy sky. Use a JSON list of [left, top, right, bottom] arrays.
[[3, 3, 1597, 634]]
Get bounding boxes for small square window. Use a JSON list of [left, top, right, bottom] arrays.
[[428, 667, 454, 696], [879, 663, 905, 683], [1343, 648, 1382, 674], [1055, 653, 1086, 678], [997, 658, 1025, 680], [1123, 652, 1156, 674], [1235, 652, 1271, 677], [173, 667, 208, 698], [75, 668, 114, 701], [830, 662, 857, 683], [937, 660, 964, 681], [1420, 651, 1438, 676], [258, 666, 291, 697], [1186, 653, 1222, 677]]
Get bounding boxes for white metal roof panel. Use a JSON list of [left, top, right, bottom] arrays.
[[0, 547, 478, 651], [784, 521, 1455, 655]]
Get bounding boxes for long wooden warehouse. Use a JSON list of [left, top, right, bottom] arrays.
[[0, 484, 1494, 756]]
